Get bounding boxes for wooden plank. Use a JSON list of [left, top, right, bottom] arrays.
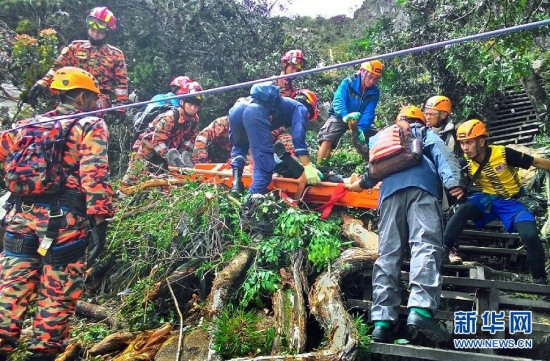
[[460, 229, 521, 240], [489, 123, 542, 136], [487, 113, 538, 125], [487, 120, 541, 132], [369, 343, 539, 361], [499, 295, 550, 310], [457, 245, 527, 256], [441, 276, 550, 296]]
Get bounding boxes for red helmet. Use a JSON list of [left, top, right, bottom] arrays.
[[169, 76, 192, 88], [292, 89, 319, 121], [87, 7, 117, 31], [176, 81, 204, 104], [281, 49, 306, 70]]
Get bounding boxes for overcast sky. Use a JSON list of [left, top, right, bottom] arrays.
[[272, 0, 364, 18]]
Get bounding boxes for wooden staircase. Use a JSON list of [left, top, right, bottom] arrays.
[[487, 87, 544, 146]]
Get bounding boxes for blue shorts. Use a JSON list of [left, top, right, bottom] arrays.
[[467, 192, 535, 232]]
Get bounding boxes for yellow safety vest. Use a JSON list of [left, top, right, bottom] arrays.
[[468, 145, 522, 199]]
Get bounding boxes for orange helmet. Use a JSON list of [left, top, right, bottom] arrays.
[[281, 49, 306, 70], [424, 95, 452, 113], [292, 89, 319, 121], [456, 119, 488, 140], [87, 7, 117, 31], [360, 60, 384, 76], [50, 66, 100, 94], [396, 105, 425, 124]]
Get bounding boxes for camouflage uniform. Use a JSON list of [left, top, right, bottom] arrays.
[[274, 72, 296, 97], [37, 40, 128, 109], [192, 116, 295, 165], [0, 103, 114, 355], [123, 108, 199, 185]]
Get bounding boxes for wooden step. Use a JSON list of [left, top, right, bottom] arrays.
[[460, 229, 521, 241]]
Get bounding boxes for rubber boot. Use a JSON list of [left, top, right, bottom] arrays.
[[231, 166, 244, 194]]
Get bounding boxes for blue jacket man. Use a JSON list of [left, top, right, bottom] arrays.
[[347, 105, 465, 344], [229, 82, 321, 195], [317, 60, 382, 164]]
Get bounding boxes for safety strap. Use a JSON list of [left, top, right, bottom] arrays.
[[315, 184, 348, 219]]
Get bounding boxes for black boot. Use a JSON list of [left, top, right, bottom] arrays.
[[231, 167, 244, 194]]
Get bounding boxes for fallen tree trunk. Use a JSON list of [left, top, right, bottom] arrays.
[[207, 248, 256, 361], [76, 301, 119, 328], [308, 247, 378, 360], [272, 250, 308, 354], [341, 213, 378, 252], [88, 331, 136, 356]]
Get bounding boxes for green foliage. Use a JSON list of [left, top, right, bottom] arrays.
[[239, 201, 346, 307], [11, 28, 58, 89], [354, 314, 372, 353], [212, 306, 274, 358], [70, 320, 111, 347]]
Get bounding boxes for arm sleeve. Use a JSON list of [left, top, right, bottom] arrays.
[[423, 129, 465, 189], [149, 112, 175, 158], [192, 123, 214, 163], [505, 147, 534, 169], [78, 120, 115, 217], [290, 105, 310, 156], [332, 78, 350, 118], [114, 52, 129, 103], [357, 89, 380, 131]]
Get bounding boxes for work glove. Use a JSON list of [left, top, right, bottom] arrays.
[[343, 112, 361, 124], [26, 83, 46, 104], [88, 221, 108, 266], [304, 163, 322, 185], [356, 127, 366, 144]]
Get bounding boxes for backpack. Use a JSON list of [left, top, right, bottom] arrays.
[[4, 117, 79, 196], [132, 104, 179, 135], [368, 122, 423, 179]]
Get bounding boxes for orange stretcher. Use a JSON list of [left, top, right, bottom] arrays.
[[119, 163, 379, 210]]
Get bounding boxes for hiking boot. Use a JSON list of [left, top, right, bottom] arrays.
[[371, 325, 393, 343], [407, 311, 452, 342], [231, 167, 245, 194], [167, 148, 186, 167], [180, 151, 194, 168], [443, 246, 462, 265]]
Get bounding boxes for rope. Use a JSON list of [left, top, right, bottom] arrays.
[[7, 17, 550, 131]]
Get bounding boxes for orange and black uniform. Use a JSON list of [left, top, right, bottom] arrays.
[[0, 103, 114, 355], [38, 40, 128, 108]]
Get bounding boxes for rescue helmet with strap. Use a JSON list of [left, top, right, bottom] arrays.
[[281, 49, 306, 70], [292, 89, 319, 121], [456, 119, 488, 140], [50, 66, 100, 95], [424, 95, 452, 113], [87, 7, 117, 31]]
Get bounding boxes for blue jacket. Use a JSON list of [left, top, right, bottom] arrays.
[[329, 73, 380, 131], [362, 126, 464, 205], [271, 97, 310, 156]]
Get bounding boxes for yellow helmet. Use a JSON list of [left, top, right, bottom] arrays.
[[360, 60, 384, 76], [396, 105, 425, 124], [50, 66, 100, 94], [424, 95, 452, 113], [456, 119, 488, 140]]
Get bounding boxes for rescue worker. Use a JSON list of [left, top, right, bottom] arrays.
[[346, 105, 465, 344], [192, 89, 318, 164], [229, 83, 321, 195], [0, 67, 114, 361], [26, 7, 128, 116], [122, 80, 203, 186], [317, 60, 383, 164], [423, 95, 456, 153], [275, 49, 306, 97], [443, 119, 550, 284]]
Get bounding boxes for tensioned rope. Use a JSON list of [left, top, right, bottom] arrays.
[[8, 17, 550, 130]]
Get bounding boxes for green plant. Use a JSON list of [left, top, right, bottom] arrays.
[[212, 306, 273, 358], [354, 314, 372, 353]]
